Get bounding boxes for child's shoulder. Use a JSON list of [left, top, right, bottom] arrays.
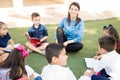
[[3, 33, 11, 37], [40, 24, 46, 28], [39, 24, 47, 30]]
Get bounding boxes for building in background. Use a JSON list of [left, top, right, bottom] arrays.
[[0, 0, 120, 28]]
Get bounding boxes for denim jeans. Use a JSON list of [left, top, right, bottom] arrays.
[[34, 76, 42, 80]]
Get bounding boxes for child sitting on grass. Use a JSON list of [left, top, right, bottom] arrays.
[[83, 35, 120, 80], [0, 21, 19, 62], [0, 45, 42, 80], [25, 12, 48, 55], [41, 43, 76, 80], [94, 24, 120, 60]]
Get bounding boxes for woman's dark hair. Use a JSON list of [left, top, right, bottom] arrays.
[[0, 48, 27, 80], [67, 2, 81, 26]]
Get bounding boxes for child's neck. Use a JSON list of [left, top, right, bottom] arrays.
[[0, 34, 3, 37], [34, 24, 39, 28]]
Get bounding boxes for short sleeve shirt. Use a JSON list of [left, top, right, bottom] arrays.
[[0, 33, 11, 47], [41, 64, 76, 80], [0, 68, 11, 80]]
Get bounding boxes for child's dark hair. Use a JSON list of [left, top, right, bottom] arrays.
[[98, 35, 116, 52], [103, 24, 120, 53], [31, 12, 40, 20], [0, 47, 27, 80], [0, 21, 6, 29], [104, 24, 119, 41], [103, 24, 113, 30], [67, 2, 81, 26], [45, 43, 65, 63]]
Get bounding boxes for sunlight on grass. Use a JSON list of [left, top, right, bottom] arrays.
[[85, 29, 97, 34], [117, 17, 120, 20], [8, 18, 120, 79]]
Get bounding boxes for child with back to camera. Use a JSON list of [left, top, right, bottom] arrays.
[[0, 45, 42, 80], [94, 24, 120, 60], [0, 45, 31, 80], [25, 12, 48, 55], [83, 35, 120, 80], [41, 43, 76, 80], [103, 24, 120, 54]]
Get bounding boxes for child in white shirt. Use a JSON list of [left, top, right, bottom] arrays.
[[41, 43, 76, 80], [83, 35, 120, 80]]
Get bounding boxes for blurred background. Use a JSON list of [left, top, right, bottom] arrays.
[[0, 0, 120, 28]]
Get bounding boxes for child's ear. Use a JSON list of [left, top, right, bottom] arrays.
[[100, 48, 107, 54], [52, 56, 58, 63]]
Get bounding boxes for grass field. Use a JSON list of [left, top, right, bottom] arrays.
[[9, 17, 120, 79]]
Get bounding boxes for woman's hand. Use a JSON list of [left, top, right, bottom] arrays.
[[64, 40, 74, 46], [64, 41, 68, 46]]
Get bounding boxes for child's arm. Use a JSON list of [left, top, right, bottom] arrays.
[[19, 66, 34, 80], [0, 53, 9, 63], [94, 54, 103, 60], [40, 36, 48, 42], [6, 39, 15, 50], [0, 47, 6, 50], [84, 69, 96, 77], [0, 39, 15, 50], [0, 39, 15, 51]]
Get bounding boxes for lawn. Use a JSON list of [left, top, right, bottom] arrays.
[[9, 17, 120, 79]]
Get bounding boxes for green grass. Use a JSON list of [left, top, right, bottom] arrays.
[[8, 17, 120, 79]]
